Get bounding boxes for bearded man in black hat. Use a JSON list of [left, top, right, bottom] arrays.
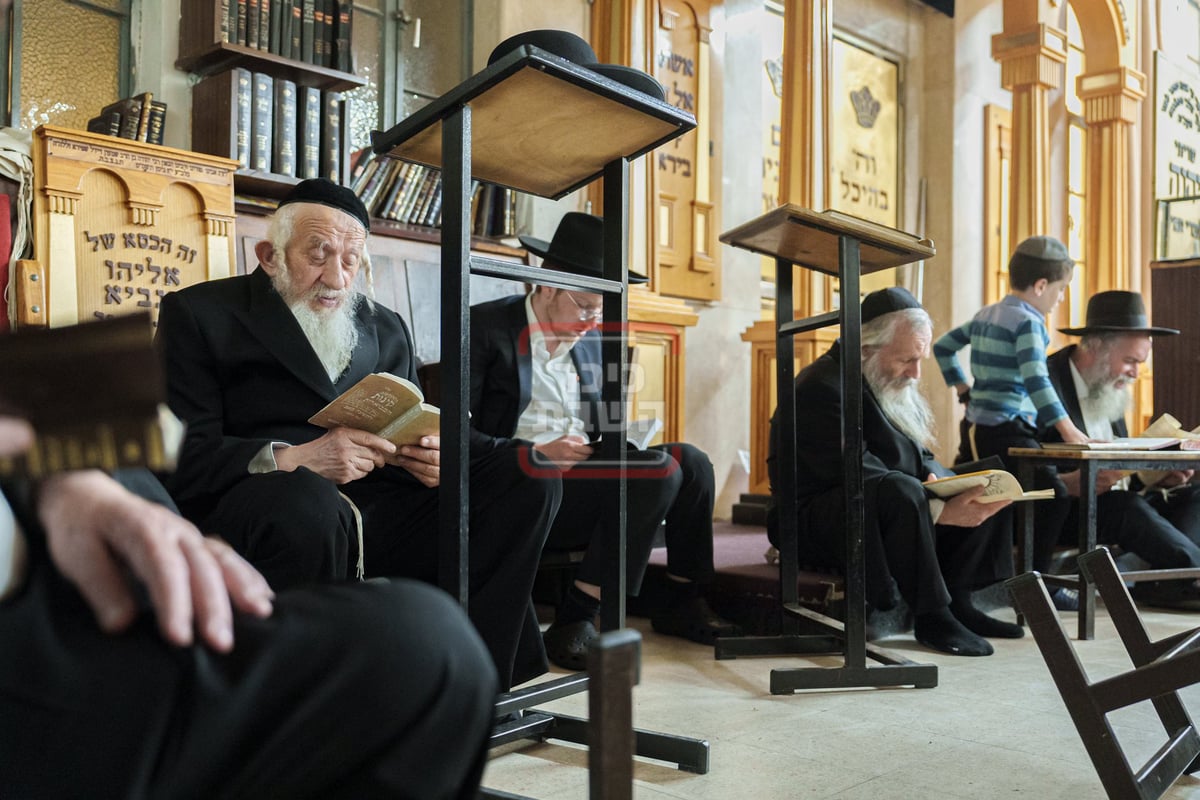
[[469, 211, 739, 671], [768, 287, 1021, 657], [1039, 290, 1200, 610], [156, 177, 561, 691]]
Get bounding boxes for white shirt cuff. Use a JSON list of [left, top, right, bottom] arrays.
[[249, 442, 290, 474]]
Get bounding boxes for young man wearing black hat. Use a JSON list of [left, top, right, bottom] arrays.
[[469, 211, 739, 670], [769, 287, 1021, 657], [1039, 290, 1200, 610], [155, 177, 562, 691]]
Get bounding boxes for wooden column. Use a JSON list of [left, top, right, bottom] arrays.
[[739, 319, 836, 496], [992, 24, 1066, 245], [628, 287, 698, 446], [1078, 67, 1146, 294], [780, 0, 830, 316]]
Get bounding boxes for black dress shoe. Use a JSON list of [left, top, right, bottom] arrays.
[[542, 619, 599, 671], [1130, 580, 1200, 612], [651, 596, 742, 645]]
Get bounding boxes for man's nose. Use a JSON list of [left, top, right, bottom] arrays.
[[322, 262, 346, 289]]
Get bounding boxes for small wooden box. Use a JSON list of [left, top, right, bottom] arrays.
[[22, 125, 238, 329]]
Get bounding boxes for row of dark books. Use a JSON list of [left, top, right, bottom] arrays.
[[349, 150, 519, 238], [351, 156, 445, 228], [192, 67, 343, 182], [86, 92, 167, 145], [217, 0, 352, 72]]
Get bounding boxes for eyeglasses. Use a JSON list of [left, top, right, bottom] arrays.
[[564, 292, 604, 321]]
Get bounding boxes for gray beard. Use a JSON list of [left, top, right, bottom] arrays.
[[272, 269, 361, 382], [1083, 373, 1132, 424], [864, 355, 937, 449]]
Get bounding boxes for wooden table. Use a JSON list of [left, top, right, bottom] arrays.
[[1008, 447, 1200, 639]]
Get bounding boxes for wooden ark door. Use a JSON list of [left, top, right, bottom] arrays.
[[651, 0, 719, 301]]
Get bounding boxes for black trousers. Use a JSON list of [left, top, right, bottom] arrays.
[[543, 442, 716, 594], [959, 418, 1071, 573], [1059, 486, 1200, 569], [0, 563, 496, 800], [201, 444, 561, 689], [796, 470, 1015, 614]]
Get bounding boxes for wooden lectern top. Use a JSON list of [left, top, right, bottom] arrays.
[[370, 45, 696, 201], [719, 205, 935, 276]]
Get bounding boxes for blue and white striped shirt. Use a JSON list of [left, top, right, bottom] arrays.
[[934, 295, 1067, 429]]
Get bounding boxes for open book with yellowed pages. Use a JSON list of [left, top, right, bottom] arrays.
[[923, 470, 1056, 503], [308, 372, 440, 447], [1135, 414, 1200, 487]]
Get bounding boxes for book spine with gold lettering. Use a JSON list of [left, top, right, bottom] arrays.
[[297, 86, 321, 179], [250, 72, 274, 172], [272, 78, 297, 177]]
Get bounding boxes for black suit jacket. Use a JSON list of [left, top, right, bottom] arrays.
[[1044, 345, 1129, 441], [469, 295, 603, 442], [157, 267, 469, 517], [768, 340, 952, 508]]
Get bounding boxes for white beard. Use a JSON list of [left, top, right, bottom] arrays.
[[272, 267, 361, 382], [864, 354, 937, 449], [1081, 364, 1133, 424]]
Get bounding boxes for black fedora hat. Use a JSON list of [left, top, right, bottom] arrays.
[[487, 29, 597, 67], [487, 29, 665, 102], [519, 212, 648, 283], [1059, 290, 1179, 336]]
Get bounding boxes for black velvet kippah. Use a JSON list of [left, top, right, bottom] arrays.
[[861, 286, 922, 324], [277, 177, 370, 231]]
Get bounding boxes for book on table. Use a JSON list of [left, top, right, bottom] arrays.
[[0, 313, 184, 479], [1040, 437, 1182, 451], [1134, 414, 1200, 486], [307, 372, 440, 447], [923, 470, 1055, 503]]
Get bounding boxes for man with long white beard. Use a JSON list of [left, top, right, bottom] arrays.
[[156, 178, 562, 690], [768, 287, 1020, 657], [1042, 290, 1200, 610]]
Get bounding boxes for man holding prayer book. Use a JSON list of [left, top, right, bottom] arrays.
[[1039, 290, 1200, 611], [768, 287, 1021, 657], [469, 212, 739, 671], [156, 178, 561, 690]]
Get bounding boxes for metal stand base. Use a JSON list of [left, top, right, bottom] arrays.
[[715, 605, 938, 693], [489, 675, 710, 774]]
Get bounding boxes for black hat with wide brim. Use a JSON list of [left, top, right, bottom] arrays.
[[519, 212, 649, 283], [487, 29, 665, 103], [1058, 290, 1179, 336]]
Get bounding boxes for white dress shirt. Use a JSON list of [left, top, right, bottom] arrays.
[[514, 294, 588, 444]]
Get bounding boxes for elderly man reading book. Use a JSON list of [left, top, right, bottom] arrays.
[[768, 287, 1021, 657], [1038, 290, 1200, 611], [156, 177, 562, 690]]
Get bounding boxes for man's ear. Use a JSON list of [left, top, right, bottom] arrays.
[[1032, 277, 1049, 295], [255, 239, 280, 276]]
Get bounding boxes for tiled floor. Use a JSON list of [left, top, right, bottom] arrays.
[[482, 602, 1200, 799]]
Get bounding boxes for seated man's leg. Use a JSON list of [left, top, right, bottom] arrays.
[[540, 447, 681, 669], [348, 447, 561, 689], [648, 442, 740, 643], [1068, 489, 1200, 610], [798, 471, 994, 656], [0, 570, 495, 799], [201, 469, 357, 590], [1147, 483, 1200, 547], [936, 505, 1024, 638], [872, 472, 1001, 655], [1078, 490, 1200, 569]]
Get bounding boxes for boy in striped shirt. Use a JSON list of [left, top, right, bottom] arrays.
[[935, 234, 1089, 462]]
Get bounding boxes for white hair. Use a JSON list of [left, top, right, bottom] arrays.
[[860, 307, 937, 448], [266, 202, 375, 303]]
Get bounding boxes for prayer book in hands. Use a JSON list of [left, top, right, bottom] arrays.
[[923, 470, 1055, 503], [0, 313, 184, 480], [308, 372, 440, 447], [1134, 414, 1200, 487]]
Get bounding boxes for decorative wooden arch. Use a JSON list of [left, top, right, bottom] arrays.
[[992, 0, 1145, 296]]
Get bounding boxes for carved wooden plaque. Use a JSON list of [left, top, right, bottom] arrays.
[[24, 125, 238, 329]]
